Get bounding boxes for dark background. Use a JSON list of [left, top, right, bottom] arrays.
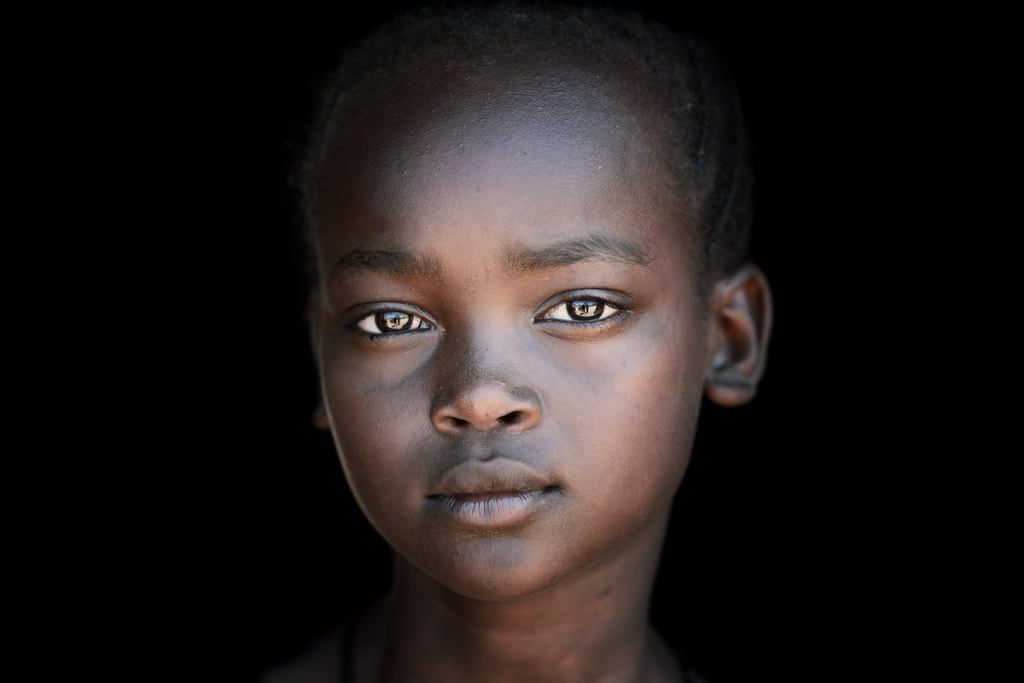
[[117, 2, 935, 680]]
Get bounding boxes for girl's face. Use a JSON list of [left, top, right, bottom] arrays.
[[310, 60, 716, 601]]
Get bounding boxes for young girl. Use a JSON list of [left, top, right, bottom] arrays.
[[264, 2, 771, 681]]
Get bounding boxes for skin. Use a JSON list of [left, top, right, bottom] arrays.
[[296, 52, 770, 683]]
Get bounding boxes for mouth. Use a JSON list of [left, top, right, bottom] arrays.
[[428, 488, 558, 529], [426, 459, 559, 529]]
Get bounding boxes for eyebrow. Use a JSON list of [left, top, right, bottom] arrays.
[[331, 248, 443, 280], [506, 234, 653, 272], [330, 234, 652, 281]]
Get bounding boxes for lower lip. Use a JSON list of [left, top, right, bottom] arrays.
[[428, 488, 556, 529]]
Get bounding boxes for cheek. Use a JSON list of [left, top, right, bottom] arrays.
[[321, 367, 431, 536], [552, 313, 708, 519]]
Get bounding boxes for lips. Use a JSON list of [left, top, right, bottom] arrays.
[[426, 458, 558, 529]]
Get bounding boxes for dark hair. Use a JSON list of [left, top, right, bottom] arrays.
[[294, 0, 753, 289]]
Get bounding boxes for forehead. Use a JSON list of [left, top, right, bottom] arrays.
[[314, 53, 695, 265]]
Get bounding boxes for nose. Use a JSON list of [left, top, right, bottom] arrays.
[[431, 382, 542, 435]]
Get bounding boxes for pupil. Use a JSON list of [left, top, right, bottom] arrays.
[[379, 311, 412, 331], [568, 300, 603, 320]]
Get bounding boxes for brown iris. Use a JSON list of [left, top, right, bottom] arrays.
[[567, 300, 603, 321]]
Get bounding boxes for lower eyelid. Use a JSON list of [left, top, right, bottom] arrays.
[[352, 310, 431, 335], [539, 300, 622, 323]]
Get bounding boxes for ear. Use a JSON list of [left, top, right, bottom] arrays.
[[307, 292, 332, 432], [705, 264, 773, 407]]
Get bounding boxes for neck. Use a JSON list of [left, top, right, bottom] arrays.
[[353, 510, 680, 683]]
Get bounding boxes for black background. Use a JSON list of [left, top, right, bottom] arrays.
[[99, 2, 939, 680]]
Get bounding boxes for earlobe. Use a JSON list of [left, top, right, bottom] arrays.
[[705, 264, 773, 407]]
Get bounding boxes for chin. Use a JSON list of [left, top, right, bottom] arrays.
[[416, 536, 578, 602]]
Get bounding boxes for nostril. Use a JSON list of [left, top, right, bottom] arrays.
[[430, 386, 542, 434], [499, 411, 524, 426]]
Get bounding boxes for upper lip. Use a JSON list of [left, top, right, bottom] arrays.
[[429, 458, 554, 497]]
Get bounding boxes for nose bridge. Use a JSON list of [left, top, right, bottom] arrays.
[[430, 321, 542, 434]]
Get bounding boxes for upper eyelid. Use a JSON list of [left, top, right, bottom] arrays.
[[542, 299, 619, 314], [534, 291, 631, 319], [537, 302, 622, 325], [348, 302, 432, 321], [349, 304, 436, 333], [345, 291, 630, 327]]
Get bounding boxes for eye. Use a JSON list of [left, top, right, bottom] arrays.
[[355, 310, 431, 335], [541, 298, 620, 323]]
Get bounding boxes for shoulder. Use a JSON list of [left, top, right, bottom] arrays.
[[260, 623, 347, 683]]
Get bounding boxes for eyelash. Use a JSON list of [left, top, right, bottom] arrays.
[[349, 293, 629, 338], [352, 309, 434, 337], [535, 296, 625, 326]]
